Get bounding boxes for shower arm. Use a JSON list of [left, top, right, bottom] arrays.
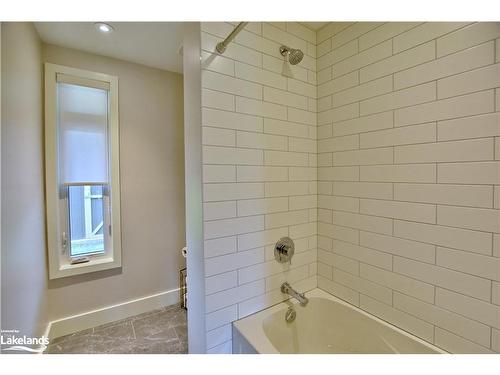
[[216, 22, 248, 54]]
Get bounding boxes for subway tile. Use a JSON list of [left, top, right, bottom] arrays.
[[289, 195, 317, 210], [202, 88, 235, 111], [237, 227, 289, 251], [360, 41, 435, 83], [360, 231, 436, 264], [438, 161, 500, 185], [318, 261, 333, 279], [394, 256, 492, 301], [318, 195, 359, 213], [436, 288, 500, 329], [317, 38, 332, 57], [394, 183, 493, 208], [333, 40, 392, 78], [237, 166, 288, 182], [264, 151, 309, 167], [332, 111, 393, 137], [286, 22, 316, 44], [358, 22, 422, 51], [205, 271, 238, 295], [265, 209, 310, 229], [331, 239, 393, 269], [263, 23, 308, 55], [360, 295, 434, 343], [265, 181, 310, 197], [202, 32, 262, 68], [360, 164, 436, 183], [235, 97, 287, 120], [318, 276, 360, 306], [494, 329, 500, 352], [437, 205, 500, 233], [332, 181, 393, 199], [289, 167, 317, 181], [201, 51, 235, 76], [318, 135, 359, 153], [206, 305, 238, 331], [204, 236, 237, 259], [394, 138, 494, 164], [332, 211, 393, 236], [319, 222, 359, 245], [332, 76, 392, 108], [265, 264, 311, 291], [262, 54, 309, 83], [203, 146, 263, 165], [204, 216, 264, 240], [288, 79, 317, 99], [318, 71, 359, 99], [438, 63, 500, 99], [497, 38, 500, 62], [203, 127, 235, 147], [206, 324, 232, 349], [318, 249, 359, 275], [437, 247, 500, 282], [394, 220, 492, 255], [331, 22, 382, 50], [203, 108, 263, 132], [318, 166, 360, 181], [495, 234, 500, 258], [288, 108, 317, 127], [317, 22, 354, 44], [332, 147, 393, 166], [205, 279, 265, 313], [360, 263, 435, 303], [333, 268, 393, 305], [289, 222, 317, 238], [360, 82, 436, 116], [235, 62, 286, 90], [393, 22, 470, 53], [495, 186, 500, 209], [317, 40, 358, 71], [437, 22, 500, 57], [360, 199, 436, 224], [237, 197, 288, 216], [394, 41, 494, 90], [264, 119, 309, 138], [394, 90, 494, 127], [317, 153, 333, 167], [236, 131, 287, 151], [203, 183, 264, 202], [202, 70, 262, 99], [394, 292, 491, 348], [204, 201, 237, 221], [319, 103, 359, 125], [434, 328, 494, 354], [289, 137, 316, 153], [494, 282, 500, 305], [205, 247, 264, 277], [263, 86, 308, 110], [437, 113, 500, 141], [203, 165, 236, 183]]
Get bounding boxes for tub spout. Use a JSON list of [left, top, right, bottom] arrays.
[[281, 282, 309, 306]]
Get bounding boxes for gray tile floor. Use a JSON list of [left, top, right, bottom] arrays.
[[45, 304, 187, 354]]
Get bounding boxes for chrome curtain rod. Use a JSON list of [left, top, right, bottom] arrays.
[[216, 22, 248, 54]]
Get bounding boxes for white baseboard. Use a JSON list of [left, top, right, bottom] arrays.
[[47, 288, 180, 340]]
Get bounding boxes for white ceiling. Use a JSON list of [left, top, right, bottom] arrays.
[[34, 22, 184, 73]]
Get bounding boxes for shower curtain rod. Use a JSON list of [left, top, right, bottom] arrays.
[[216, 22, 248, 54]]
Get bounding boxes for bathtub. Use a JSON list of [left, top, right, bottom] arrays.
[[232, 288, 445, 354]]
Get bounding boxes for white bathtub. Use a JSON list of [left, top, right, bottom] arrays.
[[232, 288, 445, 354]]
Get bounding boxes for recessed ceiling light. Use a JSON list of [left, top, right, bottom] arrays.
[[94, 22, 114, 33]]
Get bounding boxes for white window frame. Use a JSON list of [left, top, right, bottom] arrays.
[[45, 63, 122, 279]]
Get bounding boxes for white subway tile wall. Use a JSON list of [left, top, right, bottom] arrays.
[[317, 22, 500, 354], [201, 22, 500, 354], [201, 22, 318, 353]]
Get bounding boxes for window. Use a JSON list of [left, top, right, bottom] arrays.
[[45, 64, 121, 279]]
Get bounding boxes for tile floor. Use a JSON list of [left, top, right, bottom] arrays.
[[45, 304, 187, 354]]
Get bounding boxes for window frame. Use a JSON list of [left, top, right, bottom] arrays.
[[45, 63, 122, 279]]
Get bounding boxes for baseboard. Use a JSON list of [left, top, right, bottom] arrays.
[[47, 288, 180, 340]]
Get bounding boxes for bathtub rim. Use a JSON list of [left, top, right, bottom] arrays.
[[232, 288, 447, 354]]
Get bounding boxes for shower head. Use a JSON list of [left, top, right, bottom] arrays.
[[279, 45, 304, 65]]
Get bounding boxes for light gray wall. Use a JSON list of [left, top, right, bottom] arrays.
[[1, 22, 48, 339], [42, 44, 186, 320]]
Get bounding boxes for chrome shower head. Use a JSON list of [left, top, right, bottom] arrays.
[[279, 45, 304, 65]]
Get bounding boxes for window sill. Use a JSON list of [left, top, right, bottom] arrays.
[[50, 255, 121, 279]]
